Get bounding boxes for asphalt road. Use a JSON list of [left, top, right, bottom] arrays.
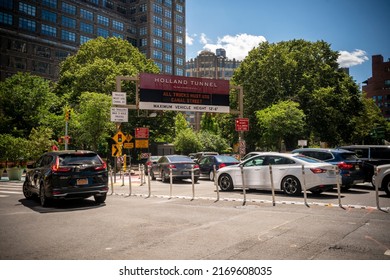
[[0, 176, 389, 260]]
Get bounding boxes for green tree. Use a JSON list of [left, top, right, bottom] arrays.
[[27, 127, 57, 160], [74, 92, 115, 152], [0, 72, 60, 138], [174, 112, 189, 136], [197, 130, 231, 153], [256, 101, 305, 151], [174, 129, 201, 155], [233, 39, 363, 149]]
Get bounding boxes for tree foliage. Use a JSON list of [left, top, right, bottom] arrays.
[[0, 72, 59, 138], [232, 39, 371, 148], [256, 101, 305, 150]]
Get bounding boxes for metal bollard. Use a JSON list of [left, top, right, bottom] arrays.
[[214, 165, 219, 202], [373, 166, 387, 212], [110, 169, 114, 195], [301, 165, 309, 207], [335, 166, 344, 209], [169, 166, 173, 198], [240, 165, 247, 206], [128, 165, 132, 196], [269, 165, 275, 206], [147, 165, 151, 198], [191, 166, 195, 201]]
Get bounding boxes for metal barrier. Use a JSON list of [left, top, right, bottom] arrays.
[[374, 166, 388, 212], [107, 161, 389, 213]]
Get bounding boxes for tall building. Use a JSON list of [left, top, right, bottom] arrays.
[[0, 0, 186, 81], [186, 49, 241, 80], [185, 48, 241, 130], [363, 55, 390, 120]]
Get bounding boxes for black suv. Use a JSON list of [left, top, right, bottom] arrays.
[[292, 148, 365, 190], [23, 150, 109, 207], [339, 145, 390, 183]]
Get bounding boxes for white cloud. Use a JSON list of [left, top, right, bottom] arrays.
[[201, 33, 267, 60], [186, 32, 194, 45], [337, 49, 368, 68]]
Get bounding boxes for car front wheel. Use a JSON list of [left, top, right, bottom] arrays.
[[382, 177, 390, 196], [218, 174, 234, 191], [281, 176, 301, 196]]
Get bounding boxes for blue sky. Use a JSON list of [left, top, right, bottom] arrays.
[[185, 0, 390, 86]]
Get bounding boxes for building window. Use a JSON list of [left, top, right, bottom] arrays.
[[139, 26, 147, 36], [113, 20, 124, 31], [153, 49, 163, 60], [104, 0, 114, 9], [164, 20, 172, 29], [175, 14, 183, 24], [176, 57, 184, 66], [385, 80, 390, 89], [42, 0, 57, 9], [164, 0, 172, 8], [153, 15, 162, 26], [165, 64, 172, 74], [0, 0, 13, 9], [97, 27, 109, 38], [140, 38, 147, 46], [80, 22, 93, 34], [164, 31, 172, 41], [87, 0, 99, 5], [80, 9, 93, 21], [8, 40, 27, 53], [80, 35, 92, 44], [164, 53, 172, 63], [153, 38, 162, 48], [117, 5, 126, 15], [164, 42, 172, 52], [19, 2, 36, 16], [112, 32, 124, 39], [175, 25, 183, 34], [176, 35, 183, 44], [33, 45, 51, 58], [164, 10, 172, 18], [153, 27, 163, 37], [10, 57, 27, 70], [176, 46, 184, 55], [41, 24, 56, 37], [139, 4, 147, 12], [19, 18, 36, 31], [153, 3, 163, 14], [62, 2, 76, 15], [97, 14, 109, 26], [0, 12, 12, 25], [61, 16, 76, 28], [42, 10, 56, 23], [176, 68, 184, 76], [176, 3, 183, 13], [155, 62, 163, 72], [61, 30, 76, 42]]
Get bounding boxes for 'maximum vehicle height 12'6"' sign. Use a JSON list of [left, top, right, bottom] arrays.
[[139, 73, 230, 113]]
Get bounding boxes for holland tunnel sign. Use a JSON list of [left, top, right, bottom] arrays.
[[139, 73, 230, 113]]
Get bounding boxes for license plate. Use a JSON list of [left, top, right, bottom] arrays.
[[355, 165, 360, 170], [77, 178, 88, 185], [182, 171, 190, 175]]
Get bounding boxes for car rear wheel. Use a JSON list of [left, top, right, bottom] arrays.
[[23, 180, 35, 199], [161, 170, 169, 183], [39, 183, 49, 207], [209, 171, 215, 181], [94, 193, 107, 204], [281, 176, 301, 196], [218, 174, 234, 191], [382, 177, 390, 196]]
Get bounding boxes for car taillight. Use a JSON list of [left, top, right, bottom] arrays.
[[218, 163, 226, 169], [310, 168, 327, 174], [168, 164, 176, 169], [337, 162, 353, 170], [147, 161, 152, 166], [95, 161, 107, 171], [193, 164, 199, 169], [51, 157, 71, 172]]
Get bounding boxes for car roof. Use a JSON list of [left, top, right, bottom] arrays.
[[44, 150, 97, 155], [292, 148, 355, 154]]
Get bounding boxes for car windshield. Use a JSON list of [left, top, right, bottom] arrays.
[[292, 155, 322, 163], [168, 156, 193, 162], [216, 156, 239, 163], [59, 153, 102, 165]]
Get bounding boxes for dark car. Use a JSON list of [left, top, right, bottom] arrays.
[[198, 155, 239, 181], [292, 148, 365, 190], [23, 150, 109, 207], [339, 145, 390, 184], [144, 155, 161, 175], [150, 155, 200, 183]]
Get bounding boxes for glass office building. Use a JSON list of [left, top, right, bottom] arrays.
[[0, 0, 186, 81]]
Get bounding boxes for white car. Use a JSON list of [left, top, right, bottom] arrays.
[[373, 164, 390, 196], [216, 152, 339, 196]]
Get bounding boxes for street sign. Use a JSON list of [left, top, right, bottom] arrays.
[[112, 92, 127, 105], [235, 118, 249, 131], [135, 139, 149, 148], [112, 144, 122, 157], [135, 127, 149, 138], [125, 134, 133, 142], [112, 131, 125, 144], [110, 107, 128, 122], [123, 142, 134, 149]]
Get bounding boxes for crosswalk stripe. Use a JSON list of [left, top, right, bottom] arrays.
[[0, 191, 22, 194]]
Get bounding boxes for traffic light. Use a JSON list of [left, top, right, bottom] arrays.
[[65, 109, 71, 121], [118, 133, 123, 143]]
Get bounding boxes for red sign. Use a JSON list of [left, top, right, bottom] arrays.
[[139, 73, 229, 95], [135, 127, 149, 138], [235, 118, 249, 131]]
